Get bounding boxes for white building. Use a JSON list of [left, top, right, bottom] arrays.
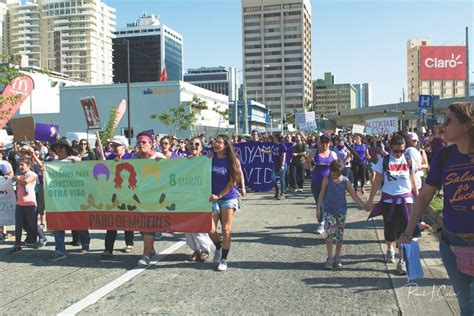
[[16, 81, 230, 138], [5, 0, 116, 84], [184, 66, 238, 102]]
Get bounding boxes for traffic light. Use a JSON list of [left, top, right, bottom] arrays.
[[383, 109, 388, 115], [269, 110, 273, 118], [402, 110, 406, 117], [320, 113, 324, 119], [338, 112, 341, 117]]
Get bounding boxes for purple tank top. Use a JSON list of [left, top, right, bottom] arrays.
[[311, 151, 336, 187]]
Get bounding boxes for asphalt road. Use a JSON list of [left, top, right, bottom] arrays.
[[0, 186, 457, 315]]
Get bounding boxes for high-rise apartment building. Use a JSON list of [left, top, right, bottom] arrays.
[[242, 0, 312, 121], [407, 39, 466, 102], [113, 12, 183, 83], [353, 83, 372, 108], [5, 0, 116, 84], [184, 66, 238, 101], [0, 1, 8, 56], [313, 72, 356, 115]]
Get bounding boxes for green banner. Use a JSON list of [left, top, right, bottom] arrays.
[[44, 157, 212, 232]]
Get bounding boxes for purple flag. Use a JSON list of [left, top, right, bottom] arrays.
[[35, 123, 59, 143]]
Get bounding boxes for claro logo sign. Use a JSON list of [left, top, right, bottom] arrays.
[[420, 46, 466, 80]]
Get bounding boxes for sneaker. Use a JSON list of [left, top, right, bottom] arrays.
[[8, 246, 22, 255], [80, 247, 90, 254], [217, 259, 228, 271], [333, 257, 342, 268], [397, 260, 407, 275], [70, 241, 81, 247], [278, 193, 285, 200], [297, 188, 304, 192], [213, 247, 222, 263], [324, 257, 334, 269], [138, 255, 151, 266], [386, 249, 396, 263], [48, 252, 66, 262], [101, 250, 113, 258], [36, 240, 48, 249]]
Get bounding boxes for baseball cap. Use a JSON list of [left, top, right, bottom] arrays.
[[408, 132, 419, 142]]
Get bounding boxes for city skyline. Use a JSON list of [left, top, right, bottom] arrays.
[[110, 0, 472, 106]]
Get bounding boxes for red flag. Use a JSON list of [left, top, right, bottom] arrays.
[[159, 68, 168, 82], [0, 75, 34, 129]]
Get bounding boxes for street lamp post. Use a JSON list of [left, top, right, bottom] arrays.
[[125, 40, 131, 146]]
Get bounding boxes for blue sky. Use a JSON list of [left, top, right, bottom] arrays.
[[108, 0, 473, 105]]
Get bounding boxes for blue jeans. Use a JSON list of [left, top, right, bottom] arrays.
[[439, 233, 474, 316], [272, 164, 287, 193], [15, 205, 37, 247], [343, 167, 354, 184], [311, 184, 324, 224], [54, 230, 90, 255]]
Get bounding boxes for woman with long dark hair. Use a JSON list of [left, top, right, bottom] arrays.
[[399, 103, 474, 315], [209, 135, 244, 271]]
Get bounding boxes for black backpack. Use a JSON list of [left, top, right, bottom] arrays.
[[382, 154, 413, 186]]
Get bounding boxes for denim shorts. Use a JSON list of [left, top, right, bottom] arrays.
[[212, 198, 239, 214]]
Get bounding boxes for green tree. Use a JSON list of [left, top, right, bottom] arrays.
[[98, 108, 118, 147], [150, 103, 198, 137], [189, 95, 208, 110]]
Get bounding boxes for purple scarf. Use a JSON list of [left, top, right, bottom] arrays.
[[368, 192, 414, 223]]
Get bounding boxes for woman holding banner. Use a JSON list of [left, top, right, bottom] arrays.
[[209, 135, 244, 271], [184, 137, 215, 262]]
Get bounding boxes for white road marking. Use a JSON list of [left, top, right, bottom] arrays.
[[58, 240, 186, 316]]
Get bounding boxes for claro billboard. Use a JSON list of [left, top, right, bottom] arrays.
[[420, 46, 466, 80]]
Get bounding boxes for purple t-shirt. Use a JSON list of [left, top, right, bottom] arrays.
[[353, 143, 367, 164], [311, 151, 337, 187], [212, 156, 239, 200], [108, 152, 135, 160], [425, 145, 474, 233], [272, 143, 288, 167]]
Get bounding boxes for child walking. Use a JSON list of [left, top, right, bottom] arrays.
[[316, 159, 365, 269]]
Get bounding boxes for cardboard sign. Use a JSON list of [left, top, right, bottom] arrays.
[[80, 97, 102, 131], [352, 124, 365, 135], [11, 116, 35, 142], [0, 178, 16, 225], [0, 76, 35, 129], [365, 117, 398, 136]]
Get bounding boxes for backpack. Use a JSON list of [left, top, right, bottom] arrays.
[[382, 154, 412, 186]]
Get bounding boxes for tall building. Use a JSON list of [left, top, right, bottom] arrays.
[[184, 66, 238, 101], [0, 1, 7, 57], [5, 0, 116, 84], [242, 0, 312, 121], [113, 12, 183, 83], [407, 39, 466, 102], [313, 72, 356, 115], [353, 83, 372, 108]]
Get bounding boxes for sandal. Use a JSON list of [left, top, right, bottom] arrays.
[[197, 251, 209, 262], [123, 245, 133, 253], [187, 251, 200, 262]]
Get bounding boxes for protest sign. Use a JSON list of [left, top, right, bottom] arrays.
[[365, 117, 398, 136], [11, 116, 35, 142], [0, 178, 16, 225], [352, 124, 365, 135], [44, 156, 212, 232], [80, 97, 102, 131], [234, 142, 293, 192], [35, 123, 59, 143], [0, 76, 34, 129], [112, 99, 127, 131]]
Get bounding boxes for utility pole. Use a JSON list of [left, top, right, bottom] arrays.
[[466, 26, 470, 100], [243, 83, 248, 134], [124, 40, 131, 146]]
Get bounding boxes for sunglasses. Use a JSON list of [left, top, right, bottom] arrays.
[[190, 142, 201, 147], [179, 141, 185, 144], [80, 143, 87, 145], [160, 142, 170, 146], [392, 149, 405, 154]]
